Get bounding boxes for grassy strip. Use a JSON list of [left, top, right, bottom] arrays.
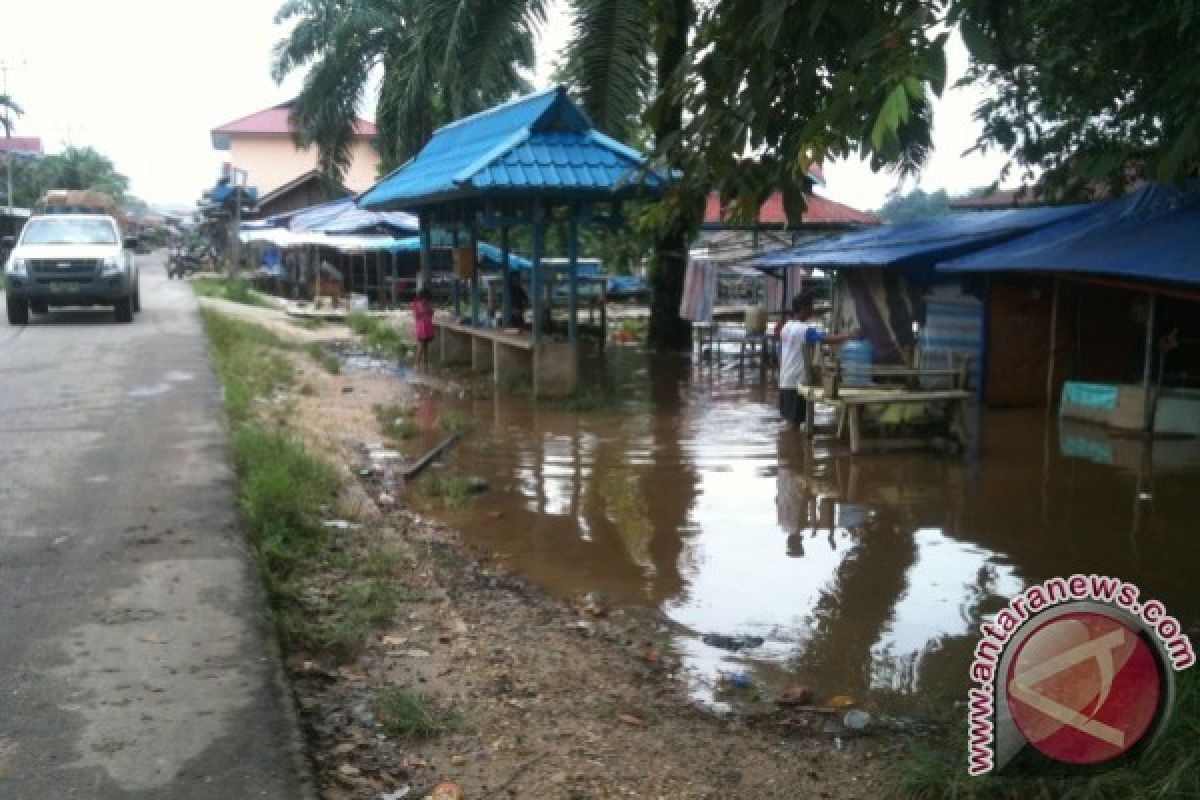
[[888, 669, 1199, 799], [200, 308, 417, 655], [199, 309, 334, 630], [347, 311, 410, 358], [304, 342, 341, 375], [192, 276, 275, 308]]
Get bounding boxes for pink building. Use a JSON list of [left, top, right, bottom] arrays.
[[0, 137, 44, 158], [210, 101, 381, 196]]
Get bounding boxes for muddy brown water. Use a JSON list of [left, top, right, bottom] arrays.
[[391, 350, 1200, 717]]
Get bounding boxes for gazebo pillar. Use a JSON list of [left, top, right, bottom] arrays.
[[500, 224, 512, 327], [470, 226, 481, 326], [418, 213, 432, 291], [567, 215, 579, 343], [531, 206, 544, 345]]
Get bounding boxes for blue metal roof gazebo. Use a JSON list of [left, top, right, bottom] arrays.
[[359, 85, 668, 346]]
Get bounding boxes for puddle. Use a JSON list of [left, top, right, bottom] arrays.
[[417, 350, 1200, 716]]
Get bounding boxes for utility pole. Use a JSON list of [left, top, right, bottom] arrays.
[[230, 167, 247, 278], [0, 58, 25, 215]]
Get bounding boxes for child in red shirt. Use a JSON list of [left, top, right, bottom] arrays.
[[411, 288, 434, 369]]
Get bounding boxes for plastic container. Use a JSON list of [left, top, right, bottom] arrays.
[[744, 307, 768, 335], [841, 338, 873, 386]]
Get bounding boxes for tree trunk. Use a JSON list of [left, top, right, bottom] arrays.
[[646, 0, 694, 351]]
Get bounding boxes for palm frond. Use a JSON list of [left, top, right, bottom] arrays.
[[563, 0, 654, 138]]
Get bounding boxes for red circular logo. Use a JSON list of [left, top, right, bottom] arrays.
[[1006, 611, 1163, 765]]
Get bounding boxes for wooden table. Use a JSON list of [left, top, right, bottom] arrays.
[[799, 385, 973, 454]]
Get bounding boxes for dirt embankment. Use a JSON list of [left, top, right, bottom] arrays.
[[274, 341, 895, 800]]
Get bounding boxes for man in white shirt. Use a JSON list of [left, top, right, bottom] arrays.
[[778, 292, 859, 427]]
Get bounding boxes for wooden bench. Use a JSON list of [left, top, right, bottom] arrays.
[[435, 319, 576, 398], [800, 346, 973, 453]]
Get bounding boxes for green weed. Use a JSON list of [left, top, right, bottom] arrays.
[[435, 408, 467, 435], [374, 403, 417, 440], [305, 342, 341, 374], [199, 309, 293, 424], [231, 426, 337, 601], [420, 474, 473, 510], [319, 578, 411, 650], [376, 688, 452, 739], [192, 277, 274, 308], [347, 312, 410, 358]]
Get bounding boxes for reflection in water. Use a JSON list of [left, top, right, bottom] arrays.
[[437, 350, 1200, 713]]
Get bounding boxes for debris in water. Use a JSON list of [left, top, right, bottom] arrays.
[[725, 671, 753, 689], [701, 633, 765, 651], [843, 709, 871, 731], [828, 694, 857, 709], [776, 686, 814, 706]]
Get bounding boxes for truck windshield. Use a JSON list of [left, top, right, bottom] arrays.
[[21, 217, 118, 245]]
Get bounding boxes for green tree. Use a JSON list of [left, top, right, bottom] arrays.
[[36, 146, 130, 201], [272, 0, 543, 177], [0, 93, 22, 137], [956, 0, 1200, 195], [560, 0, 696, 348], [878, 188, 951, 223], [562, 0, 946, 347]]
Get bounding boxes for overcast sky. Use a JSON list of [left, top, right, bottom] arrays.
[[1, 1, 1015, 212]]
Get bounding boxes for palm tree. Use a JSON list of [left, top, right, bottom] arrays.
[[37, 146, 130, 200], [563, 0, 696, 348], [272, 0, 544, 177], [0, 93, 20, 137]]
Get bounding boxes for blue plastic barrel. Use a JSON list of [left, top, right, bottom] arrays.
[[841, 338, 873, 386]]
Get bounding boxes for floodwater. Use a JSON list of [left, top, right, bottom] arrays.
[[415, 348, 1200, 715]]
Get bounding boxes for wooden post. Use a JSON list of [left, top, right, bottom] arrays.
[[418, 212, 432, 291], [389, 250, 397, 307], [567, 215, 579, 343], [451, 227, 461, 319], [1142, 291, 1157, 433], [1044, 277, 1060, 413], [531, 206, 544, 345], [470, 227, 481, 326], [600, 280, 607, 349], [501, 224, 512, 327]]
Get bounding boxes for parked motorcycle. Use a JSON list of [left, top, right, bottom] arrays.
[[167, 245, 213, 279]]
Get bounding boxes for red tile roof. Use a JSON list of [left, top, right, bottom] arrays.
[[212, 102, 376, 137], [703, 191, 879, 227], [0, 137, 43, 155]]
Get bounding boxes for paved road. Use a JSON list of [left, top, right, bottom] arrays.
[[0, 253, 313, 798]]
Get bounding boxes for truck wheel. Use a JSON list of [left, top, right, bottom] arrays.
[[30, 301, 48, 314], [6, 297, 29, 325], [114, 294, 134, 323]]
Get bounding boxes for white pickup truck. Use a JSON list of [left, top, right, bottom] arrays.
[[3, 213, 141, 324]]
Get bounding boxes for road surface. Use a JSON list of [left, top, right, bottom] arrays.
[[0, 253, 313, 798]]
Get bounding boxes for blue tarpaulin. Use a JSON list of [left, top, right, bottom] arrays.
[[386, 237, 531, 269], [751, 204, 1091, 273], [938, 183, 1200, 286]]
